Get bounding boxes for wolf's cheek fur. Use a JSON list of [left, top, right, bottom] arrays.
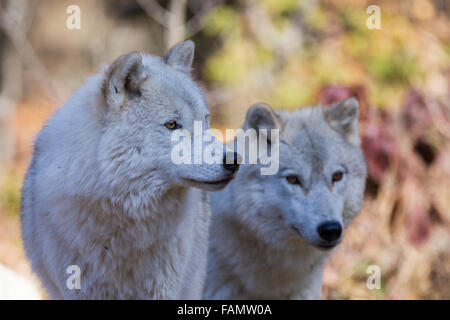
[[342, 170, 367, 226]]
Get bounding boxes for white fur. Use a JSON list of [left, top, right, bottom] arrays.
[[21, 42, 234, 299], [205, 100, 367, 299]]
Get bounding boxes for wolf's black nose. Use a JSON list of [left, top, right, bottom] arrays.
[[317, 221, 342, 242], [223, 152, 240, 173]]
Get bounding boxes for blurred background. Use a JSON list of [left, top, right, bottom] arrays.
[[0, 0, 449, 299]]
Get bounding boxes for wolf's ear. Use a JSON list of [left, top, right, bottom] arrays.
[[323, 97, 360, 146], [244, 103, 282, 142], [164, 40, 195, 74], [102, 51, 146, 109]]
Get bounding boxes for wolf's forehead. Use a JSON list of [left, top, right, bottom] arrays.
[[141, 56, 208, 115], [280, 124, 330, 173], [153, 71, 208, 117], [173, 82, 208, 115]]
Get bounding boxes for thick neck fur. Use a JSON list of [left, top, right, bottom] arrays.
[[207, 199, 330, 300], [84, 185, 190, 240]]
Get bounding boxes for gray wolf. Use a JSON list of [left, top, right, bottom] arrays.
[[20, 40, 238, 299], [204, 98, 367, 299]]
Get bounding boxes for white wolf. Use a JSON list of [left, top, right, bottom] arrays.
[[20, 41, 238, 299], [204, 98, 367, 299]]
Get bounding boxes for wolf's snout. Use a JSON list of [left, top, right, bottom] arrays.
[[223, 152, 240, 174], [317, 221, 342, 242]]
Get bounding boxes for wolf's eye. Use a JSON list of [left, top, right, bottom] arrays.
[[332, 171, 343, 182], [165, 121, 181, 130], [286, 175, 299, 185]]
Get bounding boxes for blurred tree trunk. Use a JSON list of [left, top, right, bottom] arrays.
[[166, 0, 187, 50], [0, 32, 15, 168], [0, 0, 39, 173], [0, 1, 23, 168]]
